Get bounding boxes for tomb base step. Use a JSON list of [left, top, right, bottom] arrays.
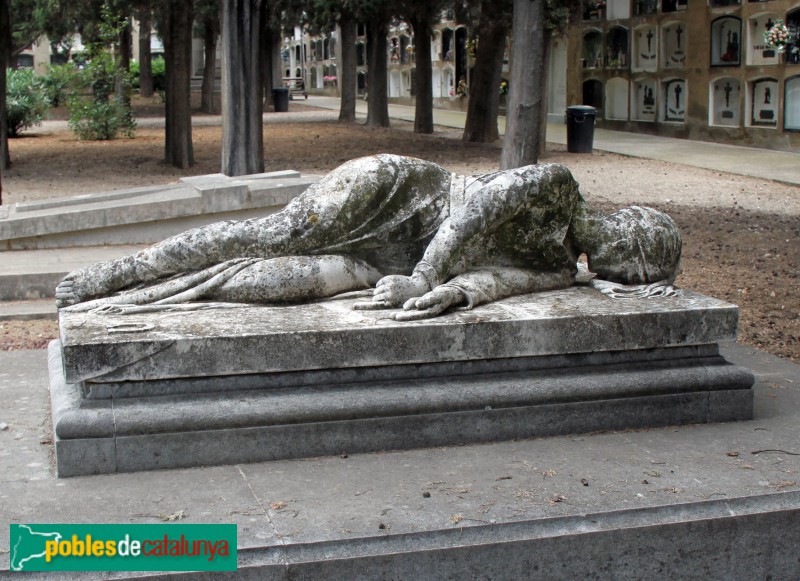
[[49, 341, 754, 477]]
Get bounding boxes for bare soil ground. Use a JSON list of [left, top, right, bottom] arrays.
[[2, 99, 799, 361]]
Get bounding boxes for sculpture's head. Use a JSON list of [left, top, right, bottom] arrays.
[[584, 206, 682, 285]]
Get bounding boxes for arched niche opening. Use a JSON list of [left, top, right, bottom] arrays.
[[583, 79, 604, 112], [633, 25, 658, 71], [662, 78, 686, 122], [582, 30, 604, 69], [748, 14, 782, 65], [711, 16, 742, 66], [606, 26, 629, 68], [662, 22, 687, 68], [605, 77, 630, 119], [631, 78, 657, 121], [785, 75, 800, 130], [710, 77, 741, 126], [748, 78, 779, 127]]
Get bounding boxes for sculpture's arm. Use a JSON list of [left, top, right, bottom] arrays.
[[413, 182, 529, 288], [393, 267, 575, 321]]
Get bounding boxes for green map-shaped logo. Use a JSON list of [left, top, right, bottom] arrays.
[[10, 524, 63, 571]]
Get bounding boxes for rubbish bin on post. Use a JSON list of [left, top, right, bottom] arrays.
[[566, 105, 596, 153], [272, 87, 289, 112]]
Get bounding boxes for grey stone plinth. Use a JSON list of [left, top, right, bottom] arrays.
[[60, 288, 740, 384], [49, 288, 754, 477], [0, 171, 318, 250]]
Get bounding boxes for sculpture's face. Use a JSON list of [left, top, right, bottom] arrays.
[[588, 206, 682, 284]]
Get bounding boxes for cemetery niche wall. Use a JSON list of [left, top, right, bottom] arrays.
[[565, 0, 800, 149]]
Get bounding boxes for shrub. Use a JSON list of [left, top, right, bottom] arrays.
[[66, 50, 136, 140], [68, 98, 135, 140], [130, 56, 166, 98], [42, 63, 78, 107], [6, 68, 51, 137]]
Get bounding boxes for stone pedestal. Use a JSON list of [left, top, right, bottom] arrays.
[[50, 287, 754, 477]]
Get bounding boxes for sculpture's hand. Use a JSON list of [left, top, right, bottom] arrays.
[[392, 286, 466, 321], [353, 273, 430, 310]]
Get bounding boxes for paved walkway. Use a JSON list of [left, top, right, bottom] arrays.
[[304, 95, 800, 186]]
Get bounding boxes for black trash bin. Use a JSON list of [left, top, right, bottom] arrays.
[[566, 105, 596, 153], [272, 87, 289, 112]]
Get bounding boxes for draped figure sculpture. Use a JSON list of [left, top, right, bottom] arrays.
[[56, 154, 682, 320]]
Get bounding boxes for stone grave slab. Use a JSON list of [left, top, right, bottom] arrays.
[[49, 287, 754, 476]]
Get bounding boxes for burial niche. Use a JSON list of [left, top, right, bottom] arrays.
[[662, 0, 688, 13], [710, 78, 741, 126], [663, 78, 687, 122], [749, 78, 779, 127], [634, 0, 658, 16], [785, 75, 800, 130], [662, 22, 687, 67], [607, 0, 631, 20], [605, 77, 630, 119], [633, 25, 658, 71], [748, 14, 782, 65], [583, 30, 604, 68], [583, 79, 604, 112], [606, 27, 629, 68], [632, 78, 657, 121], [711, 16, 742, 66]]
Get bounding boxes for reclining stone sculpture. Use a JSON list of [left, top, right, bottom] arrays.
[[56, 154, 682, 320]]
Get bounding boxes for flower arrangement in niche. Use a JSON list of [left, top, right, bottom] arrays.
[[764, 19, 796, 53], [499, 80, 509, 95]]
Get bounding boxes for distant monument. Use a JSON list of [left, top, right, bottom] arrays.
[[56, 155, 682, 320]]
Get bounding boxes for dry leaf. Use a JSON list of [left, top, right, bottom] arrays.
[[270, 501, 287, 510]]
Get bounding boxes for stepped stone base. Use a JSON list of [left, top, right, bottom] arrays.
[[50, 287, 754, 477]]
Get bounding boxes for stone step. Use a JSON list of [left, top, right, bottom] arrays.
[[0, 298, 56, 321]]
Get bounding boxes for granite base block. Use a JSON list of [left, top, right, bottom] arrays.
[[49, 343, 754, 477]]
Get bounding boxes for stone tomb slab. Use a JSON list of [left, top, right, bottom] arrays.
[[50, 287, 754, 476]]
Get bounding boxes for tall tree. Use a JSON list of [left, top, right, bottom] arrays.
[[461, 0, 512, 143], [336, 15, 357, 121], [0, 0, 8, 186], [365, 15, 389, 127], [160, 0, 195, 168], [500, 0, 546, 169], [196, 0, 220, 113], [399, 0, 447, 134], [136, 0, 153, 97], [220, 0, 264, 175]]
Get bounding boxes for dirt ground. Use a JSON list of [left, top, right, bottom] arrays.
[[2, 99, 799, 361]]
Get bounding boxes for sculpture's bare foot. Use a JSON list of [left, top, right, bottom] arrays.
[[392, 287, 466, 321], [352, 273, 431, 310], [55, 271, 88, 308], [55, 258, 135, 309]]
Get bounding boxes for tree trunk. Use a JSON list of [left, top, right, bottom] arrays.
[[463, 6, 509, 143], [138, 1, 153, 98], [366, 18, 390, 127], [115, 20, 133, 109], [163, 2, 194, 169], [500, 0, 546, 169], [538, 35, 552, 156], [0, 0, 9, 185], [221, 0, 264, 176], [259, 16, 273, 111], [201, 21, 218, 113], [408, 16, 434, 134], [337, 17, 357, 122]]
